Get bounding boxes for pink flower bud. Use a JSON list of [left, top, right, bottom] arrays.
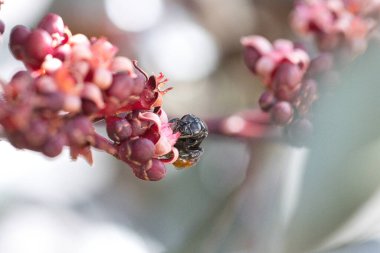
[[23, 29, 53, 69], [93, 67, 112, 90], [129, 117, 149, 137], [71, 61, 90, 80], [37, 93, 65, 111], [259, 91, 276, 112], [63, 95, 82, 113], [273, 39, 294, 53], [7, 133, 28, 149], [106, 116, 132, 142], [107, 72, 134, 101], [9, 71, 34, 90], [241, 35, 272, 54], [71, 44, 92, 61], [37, 13, 65, 35], [42, 56, 63, 74], [53, 44, 71, 61], [256, 56, 277, 85], [9, 25, 31, 60], [0, 19, 5, 35], [118, 138, 155, 164], [243, 46, 261, 74], [35, 76, 57, 94], [69, 34, 90, 46], [42, 133, 66, 157], [145, 159, 166, 181], [65, 116, 94, 146], [25, 119, 49, 148], [81, 83, 105, 109], [270, 101, 294, 125], [133, 159, 166, 181], [109, 56, 134, 73], [272, 62, 303, 101], [129, 138, 155, 163]]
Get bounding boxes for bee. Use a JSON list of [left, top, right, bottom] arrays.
[[170, 114, 208, 168]]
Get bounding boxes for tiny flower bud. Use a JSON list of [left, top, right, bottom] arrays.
[[10, 70, 33, 86], [81, 83, 105, 109], [38, 93, 65, 111], [271, 101, 294, 125], [118, 138, 155, 164], [35, 76, 57, 94], [109, 56, 134, 73], [106, 116, 132, 142], [107, 72, 134, 101], [63, 95, 82, 112], [70, 34, 90, 46], [0, 19, 5, 35], [243, 46, 261, 73], [37, 13, 65, 35], [93, 67, 112, 90], [9, 25, 31, 60], [8, 133, 28, 149], [23, 29, 54, 69], [129, 138, 155, 164], [272, 62, 303, 101], [53, 44, 71, 61], [26, 119, 49, 147], [71, 61, 90, 80], [65, 116, 94, 146], [273, 39, 294, 52], [81, 99, 98, 115], [259, 91, 276, 112], [42, 57, 63, 74], [133, 159, 166, 181], [43, 133, 66, 157], [129, 117, 149, 137], [71, 44, 92, 61]]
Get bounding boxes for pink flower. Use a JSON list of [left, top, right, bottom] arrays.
[[138, 110, 180, 162], [291, 0, 377, 53], [242, 36, 310, 94]]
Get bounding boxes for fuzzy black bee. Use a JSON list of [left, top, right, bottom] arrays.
[[170, 114, 208, 168]]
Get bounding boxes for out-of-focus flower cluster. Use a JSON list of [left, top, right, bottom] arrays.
[[291, 0, 380, 54], [0, 13, 182, 181], [241, 0, 380, 145], [241, 36, 316, 144]]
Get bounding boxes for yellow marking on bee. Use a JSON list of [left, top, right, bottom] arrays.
[[173, 158, 195, 169]]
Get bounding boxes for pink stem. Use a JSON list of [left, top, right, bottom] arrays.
[[204, 108, 282, 139], [92, 132, 118, 157]]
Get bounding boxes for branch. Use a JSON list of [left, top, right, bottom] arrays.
[[204, 108, 282, 139]]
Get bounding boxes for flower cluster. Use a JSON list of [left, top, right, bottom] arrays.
[[241, 36, 316, 144], [0, 13, 186, 181], [106, 108, 180, 180], [291, 0, 380, 54], [241, 0, 380, 145]]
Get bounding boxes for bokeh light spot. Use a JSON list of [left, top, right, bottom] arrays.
[[139, 20, 219, 82], [105, 0, 163, 32]]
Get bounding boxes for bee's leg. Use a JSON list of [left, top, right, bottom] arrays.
[[189, 147, 203, 159], [178, 146, 203, 160]]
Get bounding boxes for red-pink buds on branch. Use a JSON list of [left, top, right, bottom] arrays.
[[0, 13, 204, 181], [242, 36, 317, 145], [291, 0, 380, 54]]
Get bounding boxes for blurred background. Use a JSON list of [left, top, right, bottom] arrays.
[[1, 0, 380, 252]]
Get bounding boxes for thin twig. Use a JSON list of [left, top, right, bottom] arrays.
[[91, 132, 118, 157], [204, 108, 282, 139]]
